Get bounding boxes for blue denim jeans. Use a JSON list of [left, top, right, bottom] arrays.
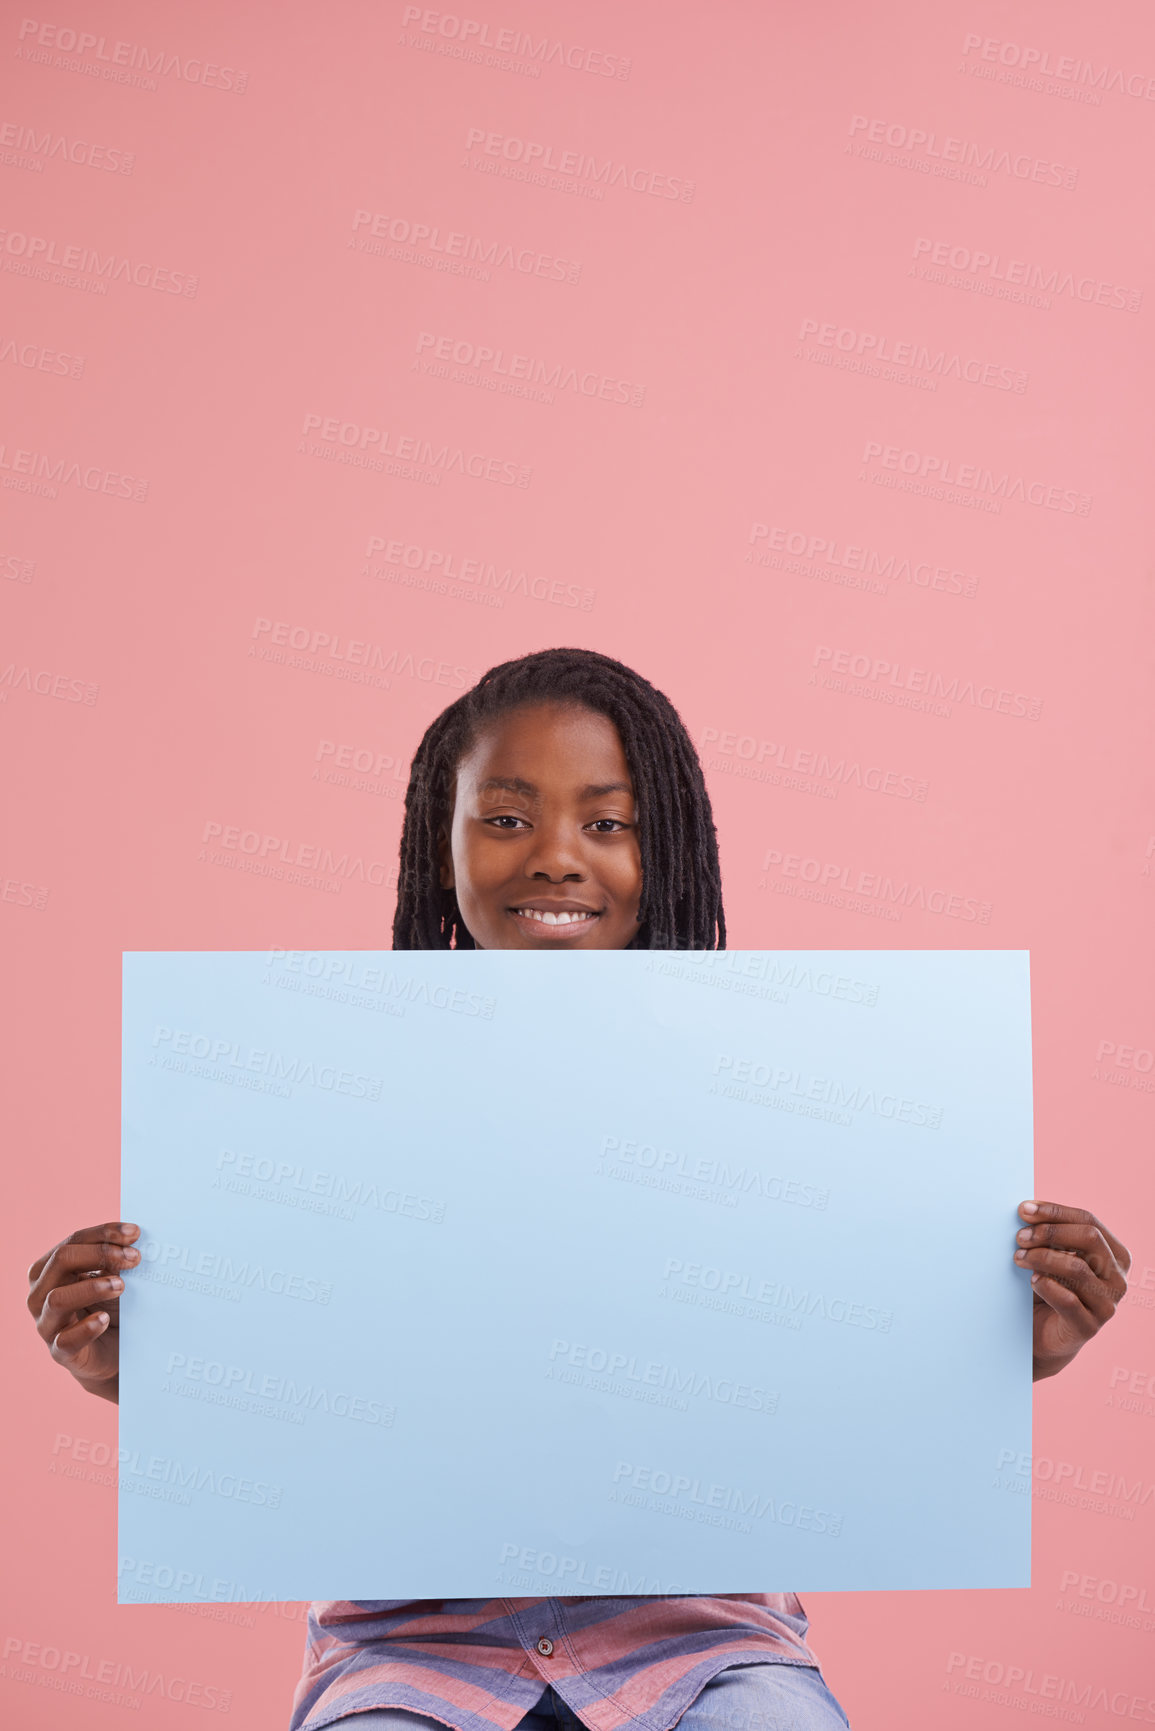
[[326, 1660, 851, 1729]]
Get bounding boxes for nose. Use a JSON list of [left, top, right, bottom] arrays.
[[521, 817, 587, 882]]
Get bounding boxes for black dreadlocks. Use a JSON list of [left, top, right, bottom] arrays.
[[391, 647, 726, 951]]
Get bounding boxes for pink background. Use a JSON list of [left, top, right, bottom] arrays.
[[5, 0, 1155, 1724]]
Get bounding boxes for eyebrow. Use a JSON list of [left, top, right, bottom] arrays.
[[478, 777, 634, 800]]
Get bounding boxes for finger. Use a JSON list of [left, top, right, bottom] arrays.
[[36, 1288, 119, 1350], [26, 1222, 140, 1288], [1015, 1222, 1126, 1289], [26, 1237, 141, 1314], [50, 1310, 114, 1369], [1031, 1274, 1098, 1343], [1018, 1201, 1130, 1274], [35, 1273, 126, 1339], [1016, 1246, 1119, 1322], [28, 1251, 132, 1325]]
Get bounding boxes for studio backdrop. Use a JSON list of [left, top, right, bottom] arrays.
[[5, 2, 1155, 1728]]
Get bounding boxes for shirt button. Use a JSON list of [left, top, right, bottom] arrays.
[[536, 1638, 554, 1657]]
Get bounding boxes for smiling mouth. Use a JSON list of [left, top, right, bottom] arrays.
[[509, 906, 601, 930]]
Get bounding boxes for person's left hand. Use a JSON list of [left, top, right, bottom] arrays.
[[1015, 1201, 1131, 1380]]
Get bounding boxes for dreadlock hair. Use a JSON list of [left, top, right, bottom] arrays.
[[392, 647, 725, 952]]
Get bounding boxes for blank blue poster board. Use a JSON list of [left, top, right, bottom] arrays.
[[119, 949, 1033, 1602]]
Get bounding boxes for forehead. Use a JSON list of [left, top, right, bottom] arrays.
[[455, 702, 632, 788]]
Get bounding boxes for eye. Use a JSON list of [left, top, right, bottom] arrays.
[[588, 818, 630, 833], [485, 814, 529, 830]]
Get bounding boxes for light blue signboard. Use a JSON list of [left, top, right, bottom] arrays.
[[119, 949, 1033, 1601]]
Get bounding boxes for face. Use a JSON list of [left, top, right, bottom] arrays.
[[438, 701, 644, 950]]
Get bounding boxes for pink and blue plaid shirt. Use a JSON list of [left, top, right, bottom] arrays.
[[290, 1596, 819, 1731]]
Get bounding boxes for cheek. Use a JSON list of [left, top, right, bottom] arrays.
[[612, 842, 644, 902], [454, 835, 507, 894]]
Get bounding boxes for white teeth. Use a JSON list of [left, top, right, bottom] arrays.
[[515, 908, 595, 925]]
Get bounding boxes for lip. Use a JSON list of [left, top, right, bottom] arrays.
[[508, 900, 602, 914], [507, 903, 603, 940]]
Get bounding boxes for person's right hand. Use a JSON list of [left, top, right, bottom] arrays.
[[26, 1222, 141, 1404]]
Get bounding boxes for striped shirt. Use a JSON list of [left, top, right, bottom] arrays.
[[290, 1596, 819, 1731]]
